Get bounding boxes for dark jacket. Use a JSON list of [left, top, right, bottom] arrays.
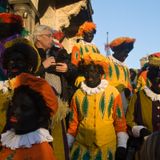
[[36, 46, 78, 102]]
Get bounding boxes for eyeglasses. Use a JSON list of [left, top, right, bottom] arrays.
[[40, 34, 52, 38]]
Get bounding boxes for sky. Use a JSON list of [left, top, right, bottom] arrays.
[[91, 0, 160, 69]]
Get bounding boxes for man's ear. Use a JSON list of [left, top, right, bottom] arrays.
[[36, 35, 41, 41]]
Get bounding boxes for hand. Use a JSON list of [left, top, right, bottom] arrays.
[[56, 62, 68, 73], [140, 128, 150, 138], [115, 147, 126, 160], [42, 56, 56, 68]]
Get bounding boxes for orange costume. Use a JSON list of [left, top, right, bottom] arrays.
[[0, 143, 56, 160]]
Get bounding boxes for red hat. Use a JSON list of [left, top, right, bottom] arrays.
[[148, 52, 160, 67], [52, 31, 64, 41], [0, 13, 23, 26], [76, 21, 96, 37], [109, 37, 135, 52]]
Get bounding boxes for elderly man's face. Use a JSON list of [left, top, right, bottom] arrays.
[[37, 29, 53, 50]]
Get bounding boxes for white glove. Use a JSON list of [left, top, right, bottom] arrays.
[[67, 133, 75, 148]]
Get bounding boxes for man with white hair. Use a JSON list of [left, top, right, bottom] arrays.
[[33, 24, 77, 160]]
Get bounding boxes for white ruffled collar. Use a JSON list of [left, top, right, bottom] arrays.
[[81, 79, 108, 95], [1, 128, 53, 150], [144, 86, 160, 101], [108, 55, 127, 67], [79, 39, 97, 47]]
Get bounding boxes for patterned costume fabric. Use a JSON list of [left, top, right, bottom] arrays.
[[68, 79, 127, 160], [106, 55, 132, 92], [136, 70, 151, 92], [71, 39, 100, 66]]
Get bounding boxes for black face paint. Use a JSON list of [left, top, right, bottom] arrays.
[[148, 66, 160, 94], [5, 52, 28, 78], [8, 89, 39, 134], [7, 86, 50, 135], [84, 63, 103, 88], [83, 30, 95, 43]]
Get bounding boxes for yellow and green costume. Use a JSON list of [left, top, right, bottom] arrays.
[[68, 79, 127, 160], [106, 55, 132, 92]]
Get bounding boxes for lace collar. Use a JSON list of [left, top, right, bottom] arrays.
[[108, 55, 127, 67], [78, 39, 97, 47], [143, 86, 160, 101], [81, 79, 108, 95], [1, 128, 53, 150]]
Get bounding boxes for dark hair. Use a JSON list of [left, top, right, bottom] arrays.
[[0, 23, 23, 40], [2, 41, 39, 73]]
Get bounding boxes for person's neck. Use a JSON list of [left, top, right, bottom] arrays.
[[112, 53, 125, 63], [112, 53, 119, 60], [36, 43, 46, 51], [151, 86, 160, 94]]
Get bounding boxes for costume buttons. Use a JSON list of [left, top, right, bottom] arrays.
[[157, 115, 160, 118], [157, 106, 160, 109]]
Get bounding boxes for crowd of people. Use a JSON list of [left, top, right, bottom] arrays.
[[0, 11, 160, 160]]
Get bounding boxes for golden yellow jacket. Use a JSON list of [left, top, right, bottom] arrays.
[[68, 80, 127, 147]]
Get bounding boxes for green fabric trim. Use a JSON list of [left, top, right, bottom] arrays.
[[107, 150, 113, 160], [82, 95, 88, 117], [95, 150, 102, 160], [108, 93, 114, 117], [80, 46, 83, 56], [82, 151, 90, 160], [85, 46, 89, 52], [99, 92, 106, 118], [71, 147, 80, 160], [114, 64, 120, 80], [116, 106, 122, 118], [109, 65, 112, 79]]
